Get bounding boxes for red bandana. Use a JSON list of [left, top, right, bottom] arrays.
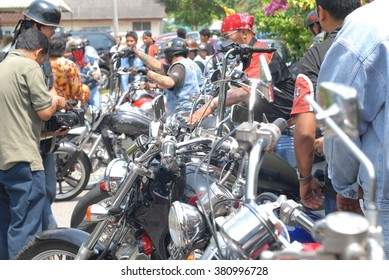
[[221, 13, 255, 33]]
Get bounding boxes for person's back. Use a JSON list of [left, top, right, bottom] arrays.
[[318, 0, 389, 258], [0, 28, 57, 260], [49, 36, 85, 104], [70, 38, 101, 110], [0, 48, 50, 170]]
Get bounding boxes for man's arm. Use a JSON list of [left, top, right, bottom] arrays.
[[36, 97, 57, 121], [294, 112, 316, 178], [135, 49, 165, 75]]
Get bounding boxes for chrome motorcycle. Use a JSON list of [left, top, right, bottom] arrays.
[[56, 83, 152, 201], [16, 95, 233, 260], [168, 82, 385, 260]]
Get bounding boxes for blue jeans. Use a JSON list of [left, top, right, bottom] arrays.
[[87, 85, 101, 111], [40, 149, 58, 230], [0, 162, 46, 259], [275, 135, 297, 168]]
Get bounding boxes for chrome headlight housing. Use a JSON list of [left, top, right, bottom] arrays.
[[103, 158, 128, 195], [220, 203, 279, 259], [168, 201, 206, 249]]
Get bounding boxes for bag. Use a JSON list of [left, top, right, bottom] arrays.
[[43, 108, 85, 132]]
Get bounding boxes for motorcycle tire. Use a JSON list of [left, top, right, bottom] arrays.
[[64, 134, 109, 190], [55, 149, 91, 201], [16, 239, 79, 260], [256, 192, 279, 204], [70, 185, 111, 232]]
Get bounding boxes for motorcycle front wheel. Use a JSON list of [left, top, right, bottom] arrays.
[[64, 134, 109, 190], [55, 148, 91, 201], [16, 239, 79, 260]]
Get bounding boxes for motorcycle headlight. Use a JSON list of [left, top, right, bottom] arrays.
[[103, 158, 128, 195], [168, 201, 206, 249], [220, 204, 279, 259]]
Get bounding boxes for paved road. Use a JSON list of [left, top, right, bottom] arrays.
[[52, 190, 88, 228]]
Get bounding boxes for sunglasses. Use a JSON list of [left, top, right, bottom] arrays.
[[221, 29, 240, 41], [44, 25, 57, 32]]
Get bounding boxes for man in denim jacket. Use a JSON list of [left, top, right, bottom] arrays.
[[318, 0, 389, 258]]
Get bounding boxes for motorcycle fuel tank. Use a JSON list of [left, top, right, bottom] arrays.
[[107, 103, 152, 137]]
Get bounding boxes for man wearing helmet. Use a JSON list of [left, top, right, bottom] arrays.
[[129, 37, 202, 115], [69, 38, 101, 110], [185, 38, 208, 82], [186, 13, 295, 126], [9, 1, 68, 232], [305, 10, 325, 47], [0, 28, 58, 260]]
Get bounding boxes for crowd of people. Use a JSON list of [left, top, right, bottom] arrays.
[[0, 0, 388, 260]]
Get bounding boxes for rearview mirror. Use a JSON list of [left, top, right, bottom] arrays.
[[151, 95, 165, 121], [257, 55, 274, 103], [316, 82, 360, 138], [231, 104, 249, 124]]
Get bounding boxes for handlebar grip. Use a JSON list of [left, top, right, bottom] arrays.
[[272, 118, 287, 134], [249, 46, 277, 53]]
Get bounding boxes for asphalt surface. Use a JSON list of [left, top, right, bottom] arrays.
[[52, 190, 88, 228]]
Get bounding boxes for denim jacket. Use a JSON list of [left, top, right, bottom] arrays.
[[318, 0, 389, 210], [165, 58, 201, 115]]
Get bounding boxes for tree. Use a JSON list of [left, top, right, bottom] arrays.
[[253, 0, 316, 61], [164, 0, 221, 30]]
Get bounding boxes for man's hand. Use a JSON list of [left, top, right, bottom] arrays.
[[186, 102, 212, 125], [118, 46, 135, 57], [300, 177, 324, 209], [337, 186, 364, 215], [136, 66, 149, 76]]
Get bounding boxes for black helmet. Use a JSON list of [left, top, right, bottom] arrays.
[[22, 0, 61, 27], [305, 10, 319, 28], [164, 37, 188, 63]]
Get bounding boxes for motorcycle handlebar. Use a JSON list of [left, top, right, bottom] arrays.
[[272, 118, 288, 134], [242, 45, 277, 53]]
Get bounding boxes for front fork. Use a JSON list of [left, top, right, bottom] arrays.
[[75, 162, 144, 260]]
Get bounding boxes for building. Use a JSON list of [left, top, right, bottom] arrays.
[[0, 0, 166, 43], [61, 0, 166, 36]]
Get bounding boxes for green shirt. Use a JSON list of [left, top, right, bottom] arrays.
[[0, 50, 53, 171]]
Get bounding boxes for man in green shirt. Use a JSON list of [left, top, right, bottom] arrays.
[[0, 29, 58, 260]]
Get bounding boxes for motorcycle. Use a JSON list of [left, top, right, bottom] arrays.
[[55, 85, 152, 201], [69, 43, 324, 234], [169, 82, 385, 260], [62, 61, 156, 193], [16, 95, 217, 259]]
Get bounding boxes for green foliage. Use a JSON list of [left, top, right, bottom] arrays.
[[165, 0, 221, 29], [253, 0, 316, 61]]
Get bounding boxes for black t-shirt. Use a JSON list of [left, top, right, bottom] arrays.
[[243, 38, 295, 122], [297, 28, 340, 94], [168, 63, 185, 91]]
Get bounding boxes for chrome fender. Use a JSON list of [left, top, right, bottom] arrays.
[[67, 126, 86, 135]]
